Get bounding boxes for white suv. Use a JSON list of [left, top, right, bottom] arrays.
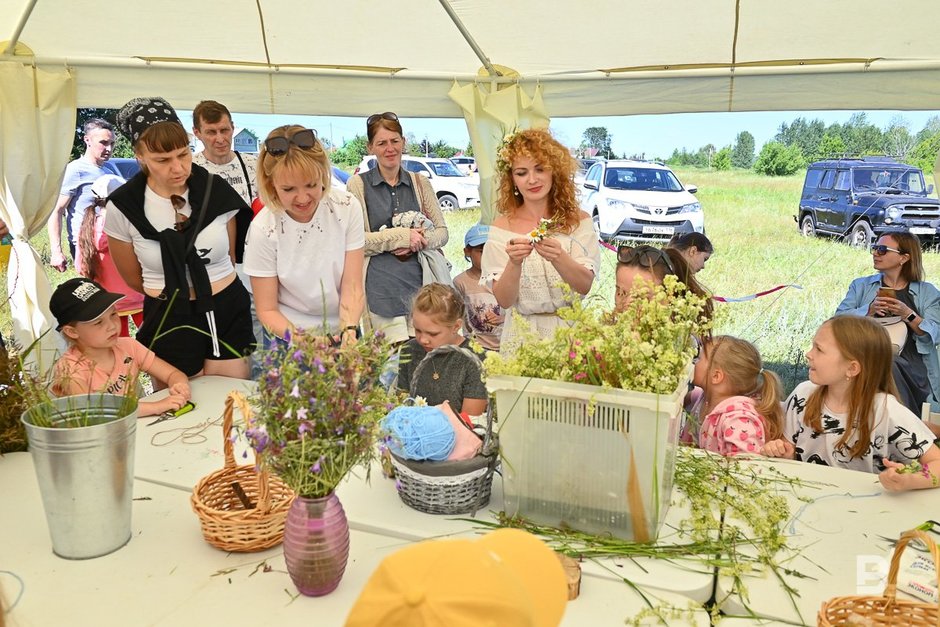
[[580, 160, 704, 242], [355, 155, 480, 210]]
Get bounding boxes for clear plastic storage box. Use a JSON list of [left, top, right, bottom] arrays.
[[487, 366, 690, 543]]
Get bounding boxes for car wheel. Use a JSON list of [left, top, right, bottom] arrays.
[[438, 194, 459, 211], [591, 211, 604, 239], [848, 221, 874, 248], [800, 214, 816, 238]]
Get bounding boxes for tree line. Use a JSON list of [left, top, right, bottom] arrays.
[[666, 113, 940, 176]]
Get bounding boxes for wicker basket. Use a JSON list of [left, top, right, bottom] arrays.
[[818, 529, 939, 626], [190, 391, 294, 552], [390, 345, 498, 515]]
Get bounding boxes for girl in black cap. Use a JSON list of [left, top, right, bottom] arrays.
[[104, 97, 255, 382]]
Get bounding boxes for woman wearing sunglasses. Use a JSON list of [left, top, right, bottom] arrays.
[[480, 129, 600, 352], [346, 112, 449, 344], [836, 232, 940, 418], [105, 97, 254, 382], [243, 125, 364, 345]]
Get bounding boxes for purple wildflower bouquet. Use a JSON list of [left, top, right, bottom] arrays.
[[246, 330, 399, 498]]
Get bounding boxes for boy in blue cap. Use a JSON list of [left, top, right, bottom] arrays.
[[453, 223, 504, 352]]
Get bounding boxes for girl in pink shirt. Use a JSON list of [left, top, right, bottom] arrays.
[[51, 278, 190, 417], [76, 174, 144, 337], [693, 335, 784, 456]]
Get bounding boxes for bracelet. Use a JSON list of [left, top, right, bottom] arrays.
[[342, 325, 359, 332]]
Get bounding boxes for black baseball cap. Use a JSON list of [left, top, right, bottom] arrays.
[[50, 278, 124, 331]]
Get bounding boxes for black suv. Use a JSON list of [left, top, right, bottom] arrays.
[[796, 157, 940, 246]]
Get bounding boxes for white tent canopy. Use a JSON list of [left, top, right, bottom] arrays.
[[5, 0, 940, 117]]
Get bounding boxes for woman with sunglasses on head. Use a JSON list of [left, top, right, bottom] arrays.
[[836, 232, 940, 420], [243, 126, 364, 345], [105, 97, 255, 382], [614, 244, 713, 322], [346, 112, 449, 344], [481, 129, 600, 352]]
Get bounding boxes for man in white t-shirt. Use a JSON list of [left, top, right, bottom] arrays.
[[47, 118, 116, 271]]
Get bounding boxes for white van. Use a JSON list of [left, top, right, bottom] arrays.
[[355, 155, 480, 210]]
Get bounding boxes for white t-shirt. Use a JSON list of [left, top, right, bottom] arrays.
[[192, 151, 257, 204], [783, 380, 938, 473], [243, 189, 365, 333], [103, 186, 238, 292]]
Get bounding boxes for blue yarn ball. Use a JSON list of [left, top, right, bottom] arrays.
[[381, 406, 456, 461]]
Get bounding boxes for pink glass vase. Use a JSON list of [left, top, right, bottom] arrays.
[[283, 492, 350, 596]]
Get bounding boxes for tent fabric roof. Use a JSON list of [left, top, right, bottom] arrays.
[[5, 0, 940, 117]]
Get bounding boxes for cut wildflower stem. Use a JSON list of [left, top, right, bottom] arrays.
[[246, 330, 400, 498], [471, 448, 819, 624]]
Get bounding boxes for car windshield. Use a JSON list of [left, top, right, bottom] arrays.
[[853, 168, 926, 193], [603, 167, 683, 192], [427, 161, 464, 177]]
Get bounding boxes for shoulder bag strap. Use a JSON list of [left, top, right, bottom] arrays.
[[233, 151, 254, 200], [186, 173, 214, 256]]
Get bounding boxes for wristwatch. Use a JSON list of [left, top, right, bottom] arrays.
[[906, 310, 918, 323]]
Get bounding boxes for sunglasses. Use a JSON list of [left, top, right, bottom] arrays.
[[871, 244, 903, 256], [616, 245, 676, 275], [366, 111, 399, 127], [170, 195, 190, 232], [264, 129, 318, 156]]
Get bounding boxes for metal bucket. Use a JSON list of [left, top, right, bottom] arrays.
[[21, 394, 137, 559]]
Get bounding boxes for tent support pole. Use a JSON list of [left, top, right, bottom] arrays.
[[436, 0, 501, 78], [2, 0, 39, 57]]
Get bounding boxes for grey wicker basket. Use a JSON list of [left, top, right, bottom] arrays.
[[391, 344, 498, 515]]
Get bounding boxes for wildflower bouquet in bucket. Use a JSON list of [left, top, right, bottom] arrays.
[[247, 329, 399, 498]]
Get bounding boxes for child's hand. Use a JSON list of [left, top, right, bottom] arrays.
[[879, 460, 912, 491], [169, 381, 191, 402], [761, 439, 795, 459], [158, 394, 187, 414], [483, 310, 504, 325]]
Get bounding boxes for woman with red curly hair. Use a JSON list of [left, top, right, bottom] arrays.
[[481, 128, 600, 352]]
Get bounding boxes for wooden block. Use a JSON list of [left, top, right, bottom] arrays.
[[556, 552, 581, 600]]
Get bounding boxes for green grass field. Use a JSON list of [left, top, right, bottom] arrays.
[[5, 168, 939, 395]]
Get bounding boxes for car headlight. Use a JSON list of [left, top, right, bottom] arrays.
[[678, 202, 702, 214], [886, 206, 901, 221], [606, 198, 634, 211]]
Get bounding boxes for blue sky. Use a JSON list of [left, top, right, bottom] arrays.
[[178, 109, 940, 160]]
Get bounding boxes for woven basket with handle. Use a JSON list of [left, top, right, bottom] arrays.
[[190, 391, 294, 552], [818, 529, 939, 626]]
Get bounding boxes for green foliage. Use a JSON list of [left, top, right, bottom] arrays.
[[908, 131, 940, 176], [753, 142, 804, 176], [71, 108, 134, 160], [464, 142, 474, 157], [581, 126, 613, 159], [713, 146, 732, 171], [330, 134, 369, 167], [816, 133, 847, 158], [775, 117, 825, 160], [485, 277, 712, 394], [730, 131, 755, 168]]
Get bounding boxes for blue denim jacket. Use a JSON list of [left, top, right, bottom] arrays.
[[835, 273, 940, 410]]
